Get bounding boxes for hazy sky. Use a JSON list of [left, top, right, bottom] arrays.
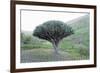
[[21, 10, 88, 31]]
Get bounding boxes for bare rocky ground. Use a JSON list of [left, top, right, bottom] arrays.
[[21, 49, 74, 63]]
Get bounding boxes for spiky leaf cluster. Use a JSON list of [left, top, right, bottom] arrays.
[[33, 20, 74, 43]]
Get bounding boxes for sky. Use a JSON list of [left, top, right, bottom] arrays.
[[21, 10, 88, 31]]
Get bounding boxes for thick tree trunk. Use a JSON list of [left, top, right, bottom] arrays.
[[52, 42, 59, 55]]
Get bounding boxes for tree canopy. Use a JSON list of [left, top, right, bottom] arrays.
[[33, 20, 74, 43]]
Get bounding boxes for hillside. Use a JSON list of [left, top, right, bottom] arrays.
[[60, 14, 90, 58], [60, 14, 90, 45]]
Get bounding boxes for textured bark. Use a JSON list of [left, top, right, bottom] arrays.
[[52, 41, 59, 55]]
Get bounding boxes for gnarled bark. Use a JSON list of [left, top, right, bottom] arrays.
[[52, 41, 60, 55]]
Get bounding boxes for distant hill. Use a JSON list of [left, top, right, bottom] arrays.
[[60, 14, 90, 50], [21, 30, 33, 36], [67, 14, 89, 31]]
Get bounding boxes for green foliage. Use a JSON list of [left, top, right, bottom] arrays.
[[21, 33, 52, 49], [21, 32, 33, 44], [33, 20, 74, 42]]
